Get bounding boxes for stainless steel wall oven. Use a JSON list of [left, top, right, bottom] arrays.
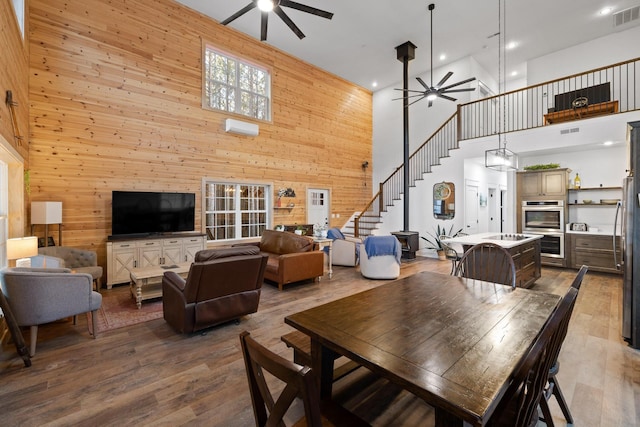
[[522, 200, 565, 258]]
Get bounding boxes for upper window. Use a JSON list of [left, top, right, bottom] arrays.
[[11, 0, 25, 39], [203, 45, 271, 121]]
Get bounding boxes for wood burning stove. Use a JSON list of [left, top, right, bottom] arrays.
[[391, 231, 419, 260]]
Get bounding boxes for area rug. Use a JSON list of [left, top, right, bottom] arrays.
[[89, 285, 163, 333]]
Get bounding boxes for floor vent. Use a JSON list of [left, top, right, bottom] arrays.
[[614, 6, 640, 27], [560, 127, 580, 135]]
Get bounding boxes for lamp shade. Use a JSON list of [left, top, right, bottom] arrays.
[[31, 201, 62, 224], [6, 236, 38, 260]]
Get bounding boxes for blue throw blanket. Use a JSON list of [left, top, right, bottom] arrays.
[[327, 228, 345, 240], [364, 236, 401, 265]]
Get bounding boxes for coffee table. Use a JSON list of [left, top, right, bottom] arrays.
[[129, 262, 191, 309]]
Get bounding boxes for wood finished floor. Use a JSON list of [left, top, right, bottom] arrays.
[[1, 257, 638, 426]]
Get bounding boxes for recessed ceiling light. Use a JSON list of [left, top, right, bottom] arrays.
[[506, 41, 518, 50], [603, 140, 614, 146], [511, 71, 518, 77], [439, 54, 446, 61], [600, 7, 613, 15], [372, 81, 378, 88]]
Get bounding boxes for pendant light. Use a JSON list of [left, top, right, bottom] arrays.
[[485, 0, 518, 171]]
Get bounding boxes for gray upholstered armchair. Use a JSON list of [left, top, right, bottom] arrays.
[[327, 228, 362, 267], [37, 246, 103, 291], [0, 267, 102, 356]]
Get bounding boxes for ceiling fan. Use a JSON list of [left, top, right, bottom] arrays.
[[395, 3, 476, 107], [221, 0, 334, 41]]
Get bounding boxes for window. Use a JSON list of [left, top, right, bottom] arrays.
[[204, 181, 269, 242], [11, 0, 25, 39], [203, 45, 271, 121]]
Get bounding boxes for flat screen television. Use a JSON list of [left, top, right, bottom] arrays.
[[111, 191, 195, 236]]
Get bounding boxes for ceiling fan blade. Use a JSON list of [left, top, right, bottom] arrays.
[[260, 11, 268, 41], [442, 88, 476, 93], [408, 95, 428, 106], [415, 77, 430, 90], [440, 77, 477, 91], [434, 71, 453, 89], [221, 2, 256, 25], [274, 6, 305, 39], [280, 0, 334, 19], [438, 94, 457, 102], [394, 88, 430, 94]]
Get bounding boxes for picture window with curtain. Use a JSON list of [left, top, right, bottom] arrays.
[[203, 45, 271, 121], [203, 182, 268, 242]]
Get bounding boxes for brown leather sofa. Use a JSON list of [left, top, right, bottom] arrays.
[[162, 246, 267, 334], [239, 230, 324, 290]]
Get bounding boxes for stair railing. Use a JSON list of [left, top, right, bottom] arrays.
[[354, 113, 458, 237]]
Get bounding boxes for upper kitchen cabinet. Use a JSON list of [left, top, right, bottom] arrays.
[[517, 169, 570, 199]]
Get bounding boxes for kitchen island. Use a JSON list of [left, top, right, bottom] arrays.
[[446, 233, 543, 288]]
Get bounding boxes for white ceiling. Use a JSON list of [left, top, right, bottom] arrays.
[[175, 0, 640, 91]]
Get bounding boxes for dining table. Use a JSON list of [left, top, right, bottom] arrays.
[[284, 270, 561, 426]]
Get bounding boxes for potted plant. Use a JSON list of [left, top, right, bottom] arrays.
[[421, 224, 463, 260]]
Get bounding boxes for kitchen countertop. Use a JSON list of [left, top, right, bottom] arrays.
[[565, 224, 618, 236], [566, 230, 620, 236], [445, 232, 543, 249]]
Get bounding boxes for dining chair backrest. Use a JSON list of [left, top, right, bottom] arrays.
[[539, 264, 588, 426], [489, 286, 579, 427], [240, 330, 322, 427], [454, 242, 517, 288], [571, 264, 588, 290]]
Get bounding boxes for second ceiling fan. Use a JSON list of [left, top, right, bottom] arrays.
[[221, 0, 334, 41], [398, 3, 476, 107]]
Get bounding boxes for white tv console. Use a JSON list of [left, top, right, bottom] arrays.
[[106, 234, 206, 289]]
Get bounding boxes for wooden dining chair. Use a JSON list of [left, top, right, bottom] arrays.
[[239, 331, 368, 427], [454, 242, 517, 288], [439, 235, 462, 274], [539, 265, 589, 427], [488, 286, 580, 427]]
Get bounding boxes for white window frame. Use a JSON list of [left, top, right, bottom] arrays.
[[202, 44, 271, 121], [203, 180, 271, 242], [11, 0, 25, 39]]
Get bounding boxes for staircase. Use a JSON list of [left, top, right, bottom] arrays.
[[352, 113, 459, 237]]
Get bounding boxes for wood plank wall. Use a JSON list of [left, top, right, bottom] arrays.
[[0, 0, 29, 162], [28, 0, 373, 271]]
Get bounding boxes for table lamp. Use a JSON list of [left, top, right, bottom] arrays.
[[6, 236, 38, 267], [31, 201, 62, 247]]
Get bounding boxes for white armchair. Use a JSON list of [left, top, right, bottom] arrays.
[[359, 235, 401, 280], [327, 228, 363, 267], [0, 267, 102, 356]]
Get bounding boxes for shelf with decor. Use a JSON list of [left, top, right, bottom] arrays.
[[567, 186, 621, 206]]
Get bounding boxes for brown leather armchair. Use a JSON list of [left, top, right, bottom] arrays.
[[239, 230, 325, 290], [162, 246, 267, 334]]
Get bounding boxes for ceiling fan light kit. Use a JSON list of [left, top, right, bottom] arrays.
[[221, 0, 333, 41]]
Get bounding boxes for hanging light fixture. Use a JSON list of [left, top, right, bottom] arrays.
[[485, 0, 518, 171]]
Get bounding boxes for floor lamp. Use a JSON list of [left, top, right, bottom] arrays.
[[31, 201, 62, 247]]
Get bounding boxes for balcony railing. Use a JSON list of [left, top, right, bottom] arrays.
[[459, 57, 639, 139], [354, 57, 639, 237]]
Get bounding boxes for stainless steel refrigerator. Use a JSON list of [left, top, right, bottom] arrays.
[[617, 121, 640, 348]]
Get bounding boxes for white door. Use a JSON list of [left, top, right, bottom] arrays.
[[465, 182, 479, 235], [307, 188, 330, 232]]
